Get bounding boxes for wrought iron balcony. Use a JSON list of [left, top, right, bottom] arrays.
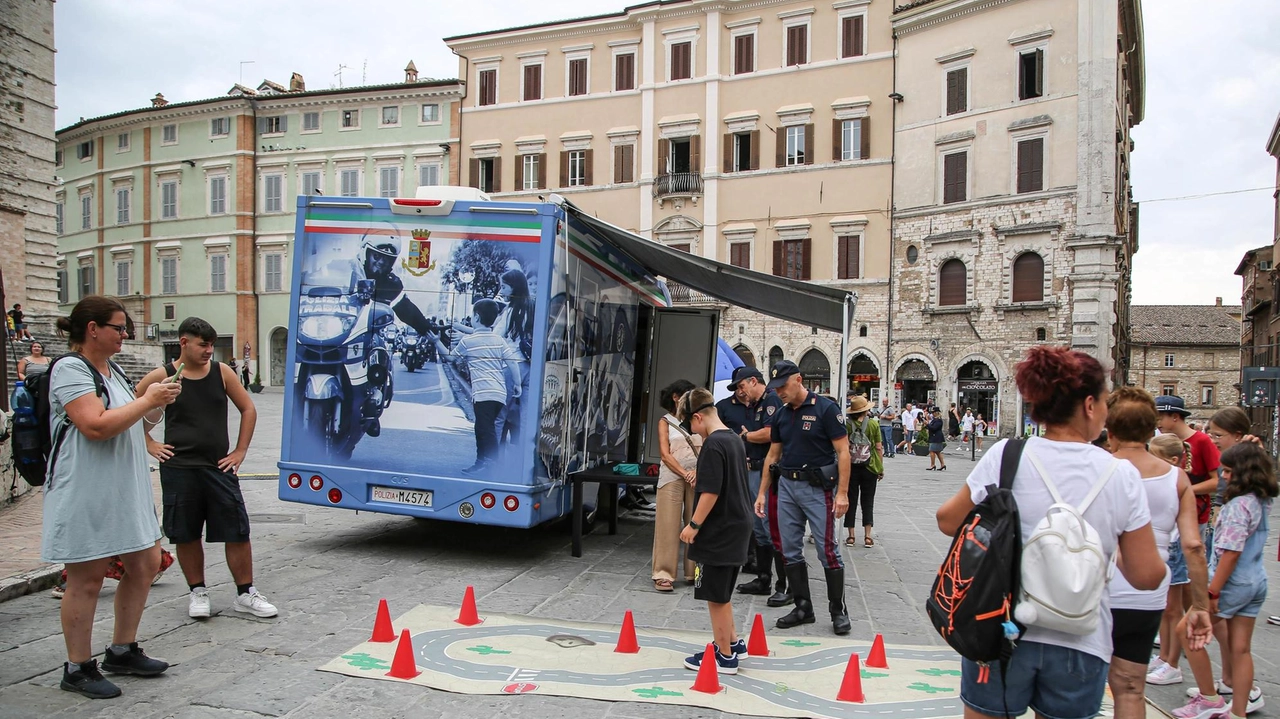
[[653, 172, 703, 208]]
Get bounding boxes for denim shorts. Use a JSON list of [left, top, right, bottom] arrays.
[[1217, 577, 1267, 619], [1167, 538, 1189, 586], [961, 641, 1108, 719]]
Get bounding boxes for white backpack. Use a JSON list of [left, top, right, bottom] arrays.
[[1013, 450, 1119, 635]]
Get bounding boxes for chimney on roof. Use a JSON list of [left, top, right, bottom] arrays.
[[290, 72, 305, 92], [1216, 297, 1222, 306], [151, 92, 168, 107], [405, 60, 419, 83]]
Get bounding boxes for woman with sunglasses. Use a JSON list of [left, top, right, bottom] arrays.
[[42, 296, 182, 699]]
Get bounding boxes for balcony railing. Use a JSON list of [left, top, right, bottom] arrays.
[[653, 172, 703, 199], [667, 281, 720, 306]]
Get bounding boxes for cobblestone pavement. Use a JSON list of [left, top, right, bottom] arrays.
[[0, 396, 1276, 717]]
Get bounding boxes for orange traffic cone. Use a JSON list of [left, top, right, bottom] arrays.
[[747, 613, 769, 657], [866, 633, 888, 668], [386, 629, 421, 679], [456, 585, 482, 626], [837, 653, 865, 703], [690, 643, 723, 694], [370, 598, 395, 642], [615, 610, 640, 653]]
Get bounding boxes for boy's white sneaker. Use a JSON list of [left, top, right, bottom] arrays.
[[232, 588, 278, 618], [188, 588, 211, 619]]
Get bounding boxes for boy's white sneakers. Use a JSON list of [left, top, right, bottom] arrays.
[[188, 588, 211, 619], [233, 588, 278, 618]]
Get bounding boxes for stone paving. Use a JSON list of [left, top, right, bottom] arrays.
[[0, 393, 1276, 717]]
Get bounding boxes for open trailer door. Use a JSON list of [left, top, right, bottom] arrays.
[[641, 307, 719, 466]]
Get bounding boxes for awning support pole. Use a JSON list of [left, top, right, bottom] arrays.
[[837, 294, 852, 415]]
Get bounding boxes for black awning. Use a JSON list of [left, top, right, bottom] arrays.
[[563, 204, 854, 333]]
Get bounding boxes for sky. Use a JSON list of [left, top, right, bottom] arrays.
[[53, 0, 1280, 307]]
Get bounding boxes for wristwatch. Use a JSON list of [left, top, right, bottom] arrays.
[[688, 519, 701, 530]]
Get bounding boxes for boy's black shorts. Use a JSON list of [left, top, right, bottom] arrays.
[[160, 466, 251, 544], [693, 563, 739, 604]]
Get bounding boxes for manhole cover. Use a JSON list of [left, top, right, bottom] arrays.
[[248, 513, 306, 524]]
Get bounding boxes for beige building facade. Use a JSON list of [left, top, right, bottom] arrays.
[[447, 0, 895, 399], [448, 0, 1145, 436], [1129, 303, 1242, 426]]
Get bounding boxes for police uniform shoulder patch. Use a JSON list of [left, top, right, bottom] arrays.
[[766, 406, 776, 416]]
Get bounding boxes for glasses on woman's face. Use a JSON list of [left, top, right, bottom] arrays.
[[99, 322, 128, 335]]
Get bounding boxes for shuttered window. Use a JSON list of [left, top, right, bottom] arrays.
[[613, 144, 634, 183], [946, 67, 968, 115], [523, 64, 542, 101], [785, 25, 808, 66], [615, 53, 635, 91], [1011, 252, 1045, 303], [479, 69, 497, 106], [1019, 49, 1044, 100], [841, 15, 865, 58], [730, 242, 751, 269], [734, 34, 755, 75], [943, 151, 967, 204], [834, 118, 870, 161], [1016, 138, 1044, 194], [568, 59, 588, 96], [670, 42, 692, 80], [939, 259, 966, 306], [837, 235, 860, 279], [772, 239, 810, 280]]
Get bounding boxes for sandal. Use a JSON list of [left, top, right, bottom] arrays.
[[654, 579, 674, 592], [865, 537, 875, 547], [1269, 615, 1280, 626], [845, 537, 858, 547]]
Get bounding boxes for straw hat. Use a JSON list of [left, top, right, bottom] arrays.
[[847, 395, 873, 415]]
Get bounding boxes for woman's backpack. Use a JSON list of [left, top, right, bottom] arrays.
[[926, 439, 1025, 664]]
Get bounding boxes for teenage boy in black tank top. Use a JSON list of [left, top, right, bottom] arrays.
[[137, 317, 277, 619]]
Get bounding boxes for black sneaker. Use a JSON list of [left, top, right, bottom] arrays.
[[101, 643, 169, 677], [61, 659, 122, 699]]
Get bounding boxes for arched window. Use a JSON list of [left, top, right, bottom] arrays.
[[939, 258, 966, 306], [1035, 327, 1047, 341], [1012, 252, 1045, 303], [768, 345, 784, 369], [733, 344, 756, 368], [859, 324, 868, 337]]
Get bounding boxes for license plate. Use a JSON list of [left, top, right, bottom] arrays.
[[371, 486, 433, 507]]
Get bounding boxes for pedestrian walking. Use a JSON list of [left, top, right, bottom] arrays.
[[44, 296, 181, 699], [1175, 441, 1276, 719], [897, 402, 919, 455], [974, 414, 987, 451], [135, 317, 276, 620], [935, 345, 1181, 719], [948, 403, 961, 439], [926, 409, 947, 471], [721, 367, 788, 603], [961, 408, 975, 444], [843, 396, 882, 548], [1105, 388, 1211, 719], [679, 388, 753, 675], [875, 399, 897, 458], [240, 361, 251, 389], [652, 379, 698, 592], [755, 360, 852, 636]]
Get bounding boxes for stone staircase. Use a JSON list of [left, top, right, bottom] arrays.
[[4, 315, 161, 396]]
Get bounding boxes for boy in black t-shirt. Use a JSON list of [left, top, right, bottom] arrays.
[[678, 388, 753, 675]]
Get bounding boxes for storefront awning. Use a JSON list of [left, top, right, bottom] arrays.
[[562, 202, 854, 333]]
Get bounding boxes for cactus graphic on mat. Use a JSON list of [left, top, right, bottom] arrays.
[[780, 639, 821, 647], [341, 653, 390, 671], [466, 645, 512, 655], [917, 668, 962, 677], [633, 687, 684, 699], [907, 682, 954, 694], [861, 670, 889, 678]]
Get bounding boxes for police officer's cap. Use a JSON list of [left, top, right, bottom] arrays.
[[765, 360, 801, 390], [728, 365, 764, 391]]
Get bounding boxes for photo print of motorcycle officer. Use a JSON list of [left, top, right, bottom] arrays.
[[290, 216, 539, 479]]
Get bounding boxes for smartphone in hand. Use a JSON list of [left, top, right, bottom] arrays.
[[167, 362, 185, 383]]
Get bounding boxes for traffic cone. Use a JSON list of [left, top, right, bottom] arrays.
[[615, 610, 640, 653], [690, 643, 722, 694], [456, 585, 482, 626], [866, 633, 888, 668], [747, 613, 769, 656], [370, 598, 395, 642], [836, 653, 865, 703], [386, 629, 420, 679]]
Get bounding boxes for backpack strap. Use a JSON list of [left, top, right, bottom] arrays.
[[1023, 449, 1064, 504], [1024, 449, 1120, 513], [1078, 460, 1120, 514], [998, 438, 1026, 490]]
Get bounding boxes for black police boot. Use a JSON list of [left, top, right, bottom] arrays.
[[775, 563, 815, 629], [766, 550, 793, 607], [742, 542, 759, 575], [736, 543, 774, 595], [824, 567, 851, 636]]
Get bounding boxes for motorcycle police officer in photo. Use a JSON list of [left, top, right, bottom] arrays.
[[755, 360, 852, 635]]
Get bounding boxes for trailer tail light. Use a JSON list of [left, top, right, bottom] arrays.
[[327, 488, 342, 504], [309, 475, 324, 491], [391, 198, 443, 207], [480, 493, 496, 510], [503, 495, 519, 512], [287, 473, 302, 489]]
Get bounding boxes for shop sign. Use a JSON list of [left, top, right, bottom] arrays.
[[852, 374, 879, 383], [958, 379, 998, 392]]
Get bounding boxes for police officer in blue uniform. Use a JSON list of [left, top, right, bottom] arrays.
[[755, 360, 852, 635], [717, 367, 789, 602]]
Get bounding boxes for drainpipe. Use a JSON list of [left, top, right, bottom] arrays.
[[886, 33, 899, 401], [452, 48, 470, 186], [249, 98, 261, 379]]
